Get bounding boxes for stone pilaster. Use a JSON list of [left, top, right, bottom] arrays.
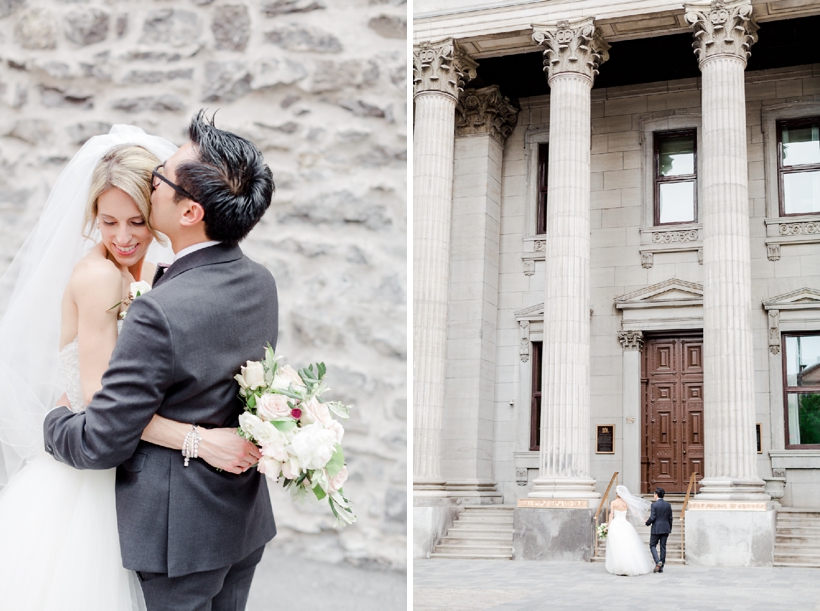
[[527, 18, 608, 501], [685, 0, 767, 502], [619, 331, 644, 495], [413, 39, 477, 494], [443, 85, 517, 500]]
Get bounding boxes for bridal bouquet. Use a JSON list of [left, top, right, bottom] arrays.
[[234, 345, 356, 526], [597, 523, 608, 540]]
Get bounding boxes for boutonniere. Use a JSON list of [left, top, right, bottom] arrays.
[[109, 280, 152, 319]]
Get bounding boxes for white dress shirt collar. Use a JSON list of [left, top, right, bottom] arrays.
[[172, 240, 222, 263]]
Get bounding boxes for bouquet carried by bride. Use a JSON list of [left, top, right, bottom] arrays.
[[234, 345, 356, 526]]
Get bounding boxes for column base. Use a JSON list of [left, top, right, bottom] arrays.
[[528, 476, 601, 500], [696, 477, 770, 501], [413, 496, 460, 559], [685, 503, 776, 566], [413, 477, 447, 493], [513, 505, 594, 561], [444, 480, 503, 505]]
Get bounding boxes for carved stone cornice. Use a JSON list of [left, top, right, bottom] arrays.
[[531, 18, 610, 83], [685, 0, 758, 66], [618, 330, 645, 351], [456, 85, 519, 143], [413, 39, 478, 100]]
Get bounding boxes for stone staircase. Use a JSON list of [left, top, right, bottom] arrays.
[[774, 508, 820, 567], [593, 495, 687, 565], [430, 506, 514, 560]]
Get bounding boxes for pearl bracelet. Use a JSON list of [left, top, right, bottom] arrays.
[[182, 424, 201, 467]]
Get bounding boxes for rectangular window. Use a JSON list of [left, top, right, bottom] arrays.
[[778, 118, 820, 216], [654, 130, 697, 225], [783, 333, 820, 447], [530, 341, 543, 451], [536, 143, 548, 235]]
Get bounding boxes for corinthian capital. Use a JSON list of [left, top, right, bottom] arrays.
[[618, 330, 645, 351], [413, 39, 478, 100], [685, 0, 758, 66], [532, 18, 610, 83], [456, 85, 519, 143]]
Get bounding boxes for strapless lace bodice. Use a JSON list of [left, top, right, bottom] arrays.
[[59, 320, 123, 413]]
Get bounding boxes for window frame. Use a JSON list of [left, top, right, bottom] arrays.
[[781, 331, 820, 449], [777, 116, 820, 217], [653, 128, 698, 226], [536, 143, 549, 235], [530, 340, 542, 451]]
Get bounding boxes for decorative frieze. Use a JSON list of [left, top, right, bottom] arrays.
[[531, 18, 609, 83], [651, 229, 698, 244], [517, 499, 589, 509], [687, 501, 767, 511], [618, 330, 645, 351], [534, 240, 546, 252], [779, 221, 820, 236], [685, 0, 758, 66], [456, 85, 519, 143], [413, 38, 478, 99]]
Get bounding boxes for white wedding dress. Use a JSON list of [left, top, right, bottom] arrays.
[[604, 509, 656, 576], [0, 322, 146, 610]]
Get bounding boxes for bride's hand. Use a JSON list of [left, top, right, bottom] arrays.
[[197, 428, 262, 474]]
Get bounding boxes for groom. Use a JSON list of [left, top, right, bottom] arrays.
[[645, 487, 673, 573], [44, 111, 277, 611]]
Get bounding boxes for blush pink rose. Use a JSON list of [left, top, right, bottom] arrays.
[[256, 393, 291, 421], [257, 456, 282, 477], [300, 397, 332, 426], [328, 465, 348, 493]]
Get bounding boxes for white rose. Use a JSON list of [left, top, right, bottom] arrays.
[[270, 364, 306, 391], [257, 456, 282, 478], [256, 393, 292, 421], [301, 397, 332, 427], [236, 360, 265, 392], [260, 429, 290, 462], [238, 412, 264, 441], [290, 422, 337, 471], [328, 465, 348, 493], [130, 280, 152, 299], [327, 420, 344, 444], [281, 456, 302, 480]]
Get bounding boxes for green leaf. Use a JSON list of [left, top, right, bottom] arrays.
[[271, 419, 297, 433], [325, 444, 344, 477], [313, 484, 327, 501], [326, 401, 351, 420], [247, 394, 257, 410]]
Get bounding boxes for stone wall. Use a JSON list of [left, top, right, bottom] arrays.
[[0, 0, 407, 570]]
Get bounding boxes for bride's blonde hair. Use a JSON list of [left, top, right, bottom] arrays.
[[84, 145, 163, 241]]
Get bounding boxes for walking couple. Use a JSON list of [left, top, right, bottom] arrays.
[[605, 486, 674, 576]]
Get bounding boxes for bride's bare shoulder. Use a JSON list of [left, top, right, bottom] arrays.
[[69, 244, 121, 294]]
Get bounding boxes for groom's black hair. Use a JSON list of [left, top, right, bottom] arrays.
[[174, 110, 274, 245], [655, 487, 665, 498]]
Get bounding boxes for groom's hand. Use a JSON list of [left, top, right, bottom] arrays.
[[198, 428, 262, 474]]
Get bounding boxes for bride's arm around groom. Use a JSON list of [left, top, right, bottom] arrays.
[[43, 111, 280, 611]]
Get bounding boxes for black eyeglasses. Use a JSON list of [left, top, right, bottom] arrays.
[[152, 165, 195, 201]]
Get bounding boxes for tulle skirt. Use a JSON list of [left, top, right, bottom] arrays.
[[0, 453, 145, 610], [604, 515, 656, 576]]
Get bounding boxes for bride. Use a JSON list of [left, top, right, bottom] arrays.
[[0, 126, 261, 610], [604, 485, 656, 576]]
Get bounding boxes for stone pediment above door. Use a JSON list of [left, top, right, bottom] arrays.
[[762, 288, 820, 355], [762, 288, 820, 311], [615, 278, 703, 331]]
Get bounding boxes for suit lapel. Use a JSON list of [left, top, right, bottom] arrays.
[[154, 243, 243, 288]]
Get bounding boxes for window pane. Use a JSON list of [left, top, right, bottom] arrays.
[[787, 393, 820, 446], [782, 123, 820, 167], [658, 182, 695, 223], [658, 134, 695, 176], [785, 335, 820, 386], [783, 170, 820, 214]]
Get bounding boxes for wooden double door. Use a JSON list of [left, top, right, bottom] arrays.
[[641, 334, 704, 494]]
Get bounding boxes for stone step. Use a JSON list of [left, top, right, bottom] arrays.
[[430, 552, 512, 560], [448, 526, 514, 535], [441, 534, 511, 543], [773, 560, 820, 568], [775, 527, 820, 536], [456, 515, 515, 524], [436, 544, 514, 554]]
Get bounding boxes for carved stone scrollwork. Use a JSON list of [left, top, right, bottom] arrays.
[[413, 39, 478, 99], [772, 468, 786, 479], [652, 230, 698, 244], [685, 0, 758, 66], [456, 85, 519, 143], [519, 320, 530, 362], [779, 222, 820, 236], [618, 330, 645, 351], [534, 240, 546, 252], [768, 309, 780, 354], [531, 18, 610, 83], [767, 243, 781, 262]]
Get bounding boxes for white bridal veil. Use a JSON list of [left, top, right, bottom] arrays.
[[615, 484, 652, 522], [0, 125, 177, 485]]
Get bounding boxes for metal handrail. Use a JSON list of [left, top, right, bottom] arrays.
[[680, 472, 697, 560], [593, 472, 619, 558]]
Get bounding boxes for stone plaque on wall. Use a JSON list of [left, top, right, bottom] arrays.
[[596, 425, 614, 454]]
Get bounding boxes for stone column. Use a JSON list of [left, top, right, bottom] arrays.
[[685, 0, 767, 502], [412, 39, 477, 493], [618, 331, 644, 495], [529, 18, 609, 501], [444, 85, 518, 501], [683, 0, 774, 568]]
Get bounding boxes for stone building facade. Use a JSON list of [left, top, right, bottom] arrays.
[[0, 0, 407, 570], [413, 0, 820, 566]]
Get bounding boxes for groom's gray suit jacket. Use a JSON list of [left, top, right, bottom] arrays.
[[43, 243, 278, 578]]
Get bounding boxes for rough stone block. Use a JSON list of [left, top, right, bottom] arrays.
[[141, 9, 201, 48], [685, 509, 775, 567], [265, 23, 342, 53], [64, 8, 109, 46], [212, 5, 250, 51], [0, 0, 24, 19], [368, 14, 405, 39], [15, 9, 57, 50], [261, 0, 325, 16], [513, 507, 594, 561], [202, 60, 251, 102]]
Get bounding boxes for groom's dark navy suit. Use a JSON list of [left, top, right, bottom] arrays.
[[44, 244, 278, 608], [646, 497, 673, 568]]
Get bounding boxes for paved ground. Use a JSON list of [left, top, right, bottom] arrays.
[[414, 559, 820, 611], [247, 546, 406, 611]]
